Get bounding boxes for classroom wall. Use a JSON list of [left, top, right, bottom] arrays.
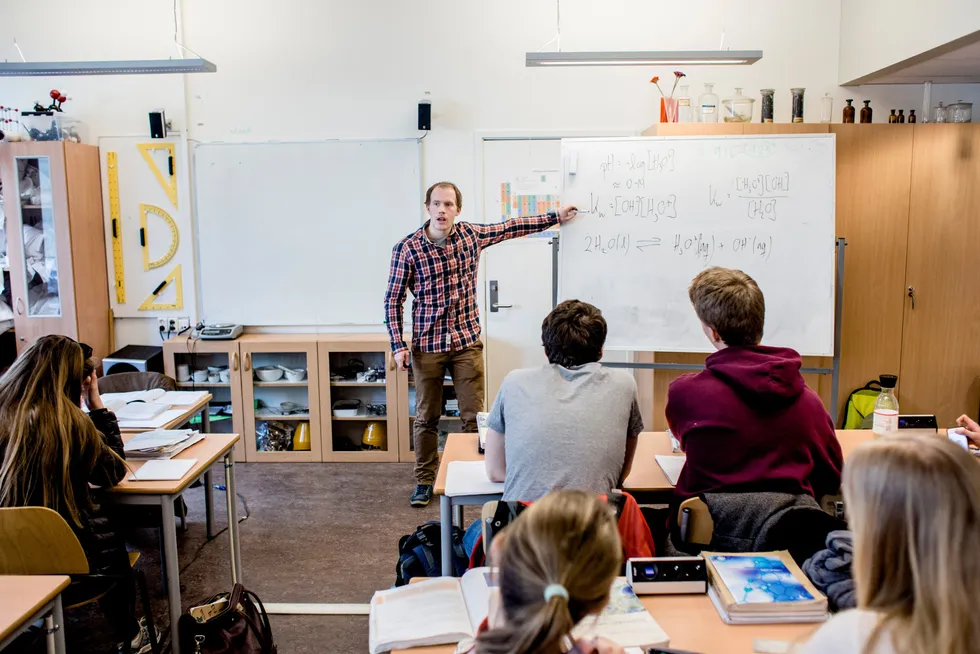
[[3, 0, 980, 351], [839, 0, 980, 84]]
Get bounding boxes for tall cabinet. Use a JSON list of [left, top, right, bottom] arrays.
[[0, 142, 110, 358]]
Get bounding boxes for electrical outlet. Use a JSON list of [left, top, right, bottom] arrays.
[[157, 318, 168, 333], [168, 319, 177, 332], [177, 317, 191, 332]]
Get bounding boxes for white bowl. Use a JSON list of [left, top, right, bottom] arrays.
[[255, 366, 284, 382], [283, 368, 307, 382], [192, 370, 208, 382], [219, 369, 231, 383]]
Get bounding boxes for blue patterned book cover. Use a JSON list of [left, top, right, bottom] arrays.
[[707, 554, 814, 605]]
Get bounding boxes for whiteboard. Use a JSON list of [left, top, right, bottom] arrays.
[[194, 140, 421, 325], [559, 135, 835, 356]]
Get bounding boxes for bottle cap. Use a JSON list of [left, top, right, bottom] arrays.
[[879, 374, 898, 388], [846, 99, 853, 103]]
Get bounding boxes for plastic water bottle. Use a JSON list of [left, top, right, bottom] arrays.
[[872, 374, 899, 437]]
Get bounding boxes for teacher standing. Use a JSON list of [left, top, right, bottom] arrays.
[[385, 181, 577, 506]]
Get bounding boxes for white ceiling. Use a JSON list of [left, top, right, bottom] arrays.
[[856, 35, 980, 85]]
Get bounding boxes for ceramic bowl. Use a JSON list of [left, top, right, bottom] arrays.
[[219, 369, 231, 383], [192, 369, 208, 382], [283, 367, 307, 382], [255, 366, 284, 382]]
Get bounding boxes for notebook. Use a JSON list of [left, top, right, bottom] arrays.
[[703, 551, 828, 624], [476, 411, 490, 452], [655, 455, 686, 486], [128, 459, 197, 481], [444, 461, 504, 497]]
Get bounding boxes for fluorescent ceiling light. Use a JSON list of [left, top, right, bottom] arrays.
[[526, 50, 762, 67], [0, 59, 217, 76]]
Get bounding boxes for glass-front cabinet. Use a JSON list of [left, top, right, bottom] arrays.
[[240, 337, 321, 462]]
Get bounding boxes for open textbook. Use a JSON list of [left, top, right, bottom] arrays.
[[369, 573, 668, 653]]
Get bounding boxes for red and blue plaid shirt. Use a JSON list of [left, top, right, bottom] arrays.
[[384, 214, 557, 354]]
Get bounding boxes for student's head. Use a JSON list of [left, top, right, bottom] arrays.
[[844, 435, 980, 654], [424, 182, 462, 234], [477, 490, 622, 654], [541, 300, 606, 368], [688, 267, 765, 349], [0, 335, 111, 526]]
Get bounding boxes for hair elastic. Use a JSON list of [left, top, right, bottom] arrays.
[[543, 583, 569, 602]]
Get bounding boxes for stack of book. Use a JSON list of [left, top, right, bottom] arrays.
[[123, 429, 205, 460], [702, 551, 828, 624]]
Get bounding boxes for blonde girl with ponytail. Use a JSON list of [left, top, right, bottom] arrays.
[[472, 489, 626, 654], [801, 434, 980, 654]]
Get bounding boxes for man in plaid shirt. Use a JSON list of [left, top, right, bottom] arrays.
[[385, 181, 578, 506]]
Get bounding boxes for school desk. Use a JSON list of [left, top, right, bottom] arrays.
[[118, 393, 213, 434], [0, 575, 70, 654], [391, 591, 820, 654], [104, 433, 241, 654], [434, 430, 877, 576]]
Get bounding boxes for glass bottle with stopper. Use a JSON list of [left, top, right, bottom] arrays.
[[860, 100, 872, 123], [842, 99, 855, 123]]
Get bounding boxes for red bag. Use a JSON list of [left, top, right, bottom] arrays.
[[178, 583, 277, 654]]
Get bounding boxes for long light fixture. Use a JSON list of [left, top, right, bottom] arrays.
[[0, 58, 216, 77], [526, 50, 763, 67]]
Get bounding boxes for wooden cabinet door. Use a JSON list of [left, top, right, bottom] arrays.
[[900, 125, 980, 425], [1, 142, 78, 352]]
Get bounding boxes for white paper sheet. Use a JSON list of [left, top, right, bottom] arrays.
[[101, 389, 168, 406], [118, 409, 187, 429], [655, 455, 686, 486], [115, 403, 168, 420], [368, 578, 474, 654], [152, 391, 210, 406], [129, 459, 197, 481], [444, 461, 504, 498]]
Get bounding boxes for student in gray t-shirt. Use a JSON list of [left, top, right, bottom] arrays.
[[484, 300, 644, 502]]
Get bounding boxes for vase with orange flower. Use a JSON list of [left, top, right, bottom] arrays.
[[651, 71, 686, 123]]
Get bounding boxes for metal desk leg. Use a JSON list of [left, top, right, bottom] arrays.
[[204, 469, 215, 539], [51, 595, 65, 654], [453, 504, 463, 528], [440, 494, 452, 576], [224, 452, 242, 583], [201, 404, 211, 432], [161, 494, 183, 654]]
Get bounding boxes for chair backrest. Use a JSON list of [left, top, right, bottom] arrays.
[[98, 371, 176, 394], [0, 506, 90, 575], [678, 497, 714, 546]]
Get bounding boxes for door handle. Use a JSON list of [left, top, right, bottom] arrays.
[[244, 352, 252, 372], [907, 286, 916, 310], [488, 280, 512, 313], [232, 352, 239, 372], [14, 298, 24, 316]]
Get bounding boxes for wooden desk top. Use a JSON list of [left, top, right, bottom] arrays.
[[434, 431, 878, 496], [0, 575, 70, 642], [119, 394, 213, 434], [108, 433, 240, 496], [393, 592, 819, 654]]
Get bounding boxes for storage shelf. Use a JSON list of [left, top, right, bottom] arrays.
[[409, 415, 462, 421], [253, 381, 308, 387], [409, 381, 455, 387], [21, 204, 43, 210], [255, 412, 310, 421], [177, 382, 230, 388], [333, 412, 388, 421], [330, 381, 386, 387]]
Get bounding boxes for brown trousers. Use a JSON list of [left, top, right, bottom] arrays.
[[412, 342, 485, 484]]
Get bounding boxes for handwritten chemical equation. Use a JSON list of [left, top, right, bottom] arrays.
[[707, 172, 789, 222], [582, 232, 773, 264], [599, 149, 676, 181], [585, 192, 678, 220]]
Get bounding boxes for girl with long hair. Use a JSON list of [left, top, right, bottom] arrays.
[[0, 335, 154, 653], [801, 434, 980, 654], [471, 489, 626, 654]]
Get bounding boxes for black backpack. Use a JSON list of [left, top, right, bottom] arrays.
[[395, 521, 468, 586]]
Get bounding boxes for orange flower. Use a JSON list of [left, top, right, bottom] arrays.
[[650, 76, 660, 84]]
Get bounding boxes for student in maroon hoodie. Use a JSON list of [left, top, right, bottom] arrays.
[[666, 267, 843, 511]]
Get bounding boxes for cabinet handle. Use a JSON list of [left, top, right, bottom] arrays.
[[232, 352, 239, 371], [244, 352, 251, 371], [388, 355, 395, 372], [14, 298, 24, 316], [907, 286, 916, 310]]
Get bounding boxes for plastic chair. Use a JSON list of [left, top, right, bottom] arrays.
[[677, 496, 714, 546], [0, 506, 160, 654], [97, 372, 176, 394]]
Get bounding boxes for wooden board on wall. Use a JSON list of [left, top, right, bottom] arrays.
[[900, 124, 980, 425], [831, 125, 914, 424]]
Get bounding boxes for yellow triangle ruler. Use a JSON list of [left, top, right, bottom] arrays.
[[136, 143, 178, 209], [139, 264, 184, 311], [139, 203, 180, 270], [107, 152, 126, 303]]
